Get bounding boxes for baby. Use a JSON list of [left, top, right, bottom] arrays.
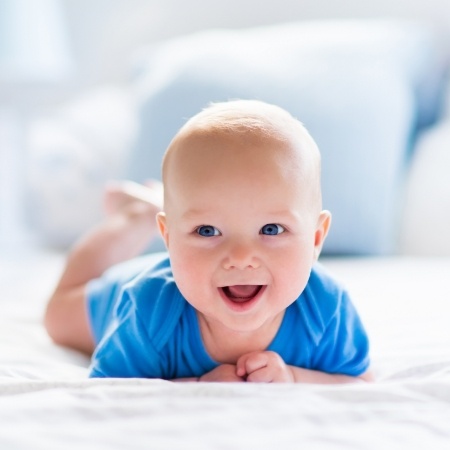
[[45, 100, 372, 383]]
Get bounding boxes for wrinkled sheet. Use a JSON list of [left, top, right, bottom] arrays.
[[1, 248, 450, 449]]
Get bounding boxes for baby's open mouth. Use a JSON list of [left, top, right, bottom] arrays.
[[221, 285, 263, 303]]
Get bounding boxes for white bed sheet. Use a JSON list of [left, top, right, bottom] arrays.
[[1, 247, 450, 449]]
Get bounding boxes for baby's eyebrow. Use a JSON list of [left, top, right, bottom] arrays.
[[264, 210, 301, 221], [181, 209, 300, 222], [180, 209, 211, 221]]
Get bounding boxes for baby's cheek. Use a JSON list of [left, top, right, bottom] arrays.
[[276, 263, 310, 302], [171, 252, 209, 296]]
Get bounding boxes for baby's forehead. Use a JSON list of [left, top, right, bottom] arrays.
[[165, 129, 319, 202]]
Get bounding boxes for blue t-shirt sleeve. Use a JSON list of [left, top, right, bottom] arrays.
[[311, 289, 370, 376], [86, 252, 170, 345], [89, 289, 165, 379]]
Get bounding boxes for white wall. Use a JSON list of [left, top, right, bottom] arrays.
[[61, 0, 450, 87]]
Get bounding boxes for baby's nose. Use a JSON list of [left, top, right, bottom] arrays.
[[222, 242, 260, 270]]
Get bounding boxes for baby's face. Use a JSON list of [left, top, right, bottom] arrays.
[[157, 130, 330, 336]]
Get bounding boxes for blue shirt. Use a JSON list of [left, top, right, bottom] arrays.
[[88, 253, 370, 379]]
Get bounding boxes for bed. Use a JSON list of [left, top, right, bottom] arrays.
[[1, 246, 450, 449]]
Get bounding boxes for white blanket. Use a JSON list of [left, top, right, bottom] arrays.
[[1, 248, 450, 449]]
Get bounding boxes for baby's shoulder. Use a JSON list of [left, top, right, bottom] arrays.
[[293, 263, 351, 340], [118, 255, 187, 349], [307, 262, 347, 299]]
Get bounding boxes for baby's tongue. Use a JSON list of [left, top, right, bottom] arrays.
[[226, 285, 259, 299]]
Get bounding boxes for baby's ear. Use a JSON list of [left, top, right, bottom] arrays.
[[156, 212, 169, 248], [313, 210, 331, 259]]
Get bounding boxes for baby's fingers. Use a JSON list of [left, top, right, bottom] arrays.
[[236, 351, 269, 377], [246, 366, 274, 383], [237, 351, 294, 383]]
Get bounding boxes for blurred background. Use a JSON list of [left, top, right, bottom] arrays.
[[1, 0, 450, 256]]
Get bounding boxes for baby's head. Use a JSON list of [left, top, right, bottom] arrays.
[[157, 100, 331, 334]]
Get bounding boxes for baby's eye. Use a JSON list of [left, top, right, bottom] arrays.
[[196, 225, 221, 237], [260, 224, 285, 236]]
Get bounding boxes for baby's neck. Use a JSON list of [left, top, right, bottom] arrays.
[[197, 311, 285, 364]]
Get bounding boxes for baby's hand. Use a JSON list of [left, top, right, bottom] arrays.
[[236, 351, 294, 383], [199, 364, 245, 382]]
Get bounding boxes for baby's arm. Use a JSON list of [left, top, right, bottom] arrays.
[[236, 351, 373, 384]]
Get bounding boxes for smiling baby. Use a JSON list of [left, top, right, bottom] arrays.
[[45, 100, 372, 383]]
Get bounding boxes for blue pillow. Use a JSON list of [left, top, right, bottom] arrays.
[[127, 20, 445, 254]]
